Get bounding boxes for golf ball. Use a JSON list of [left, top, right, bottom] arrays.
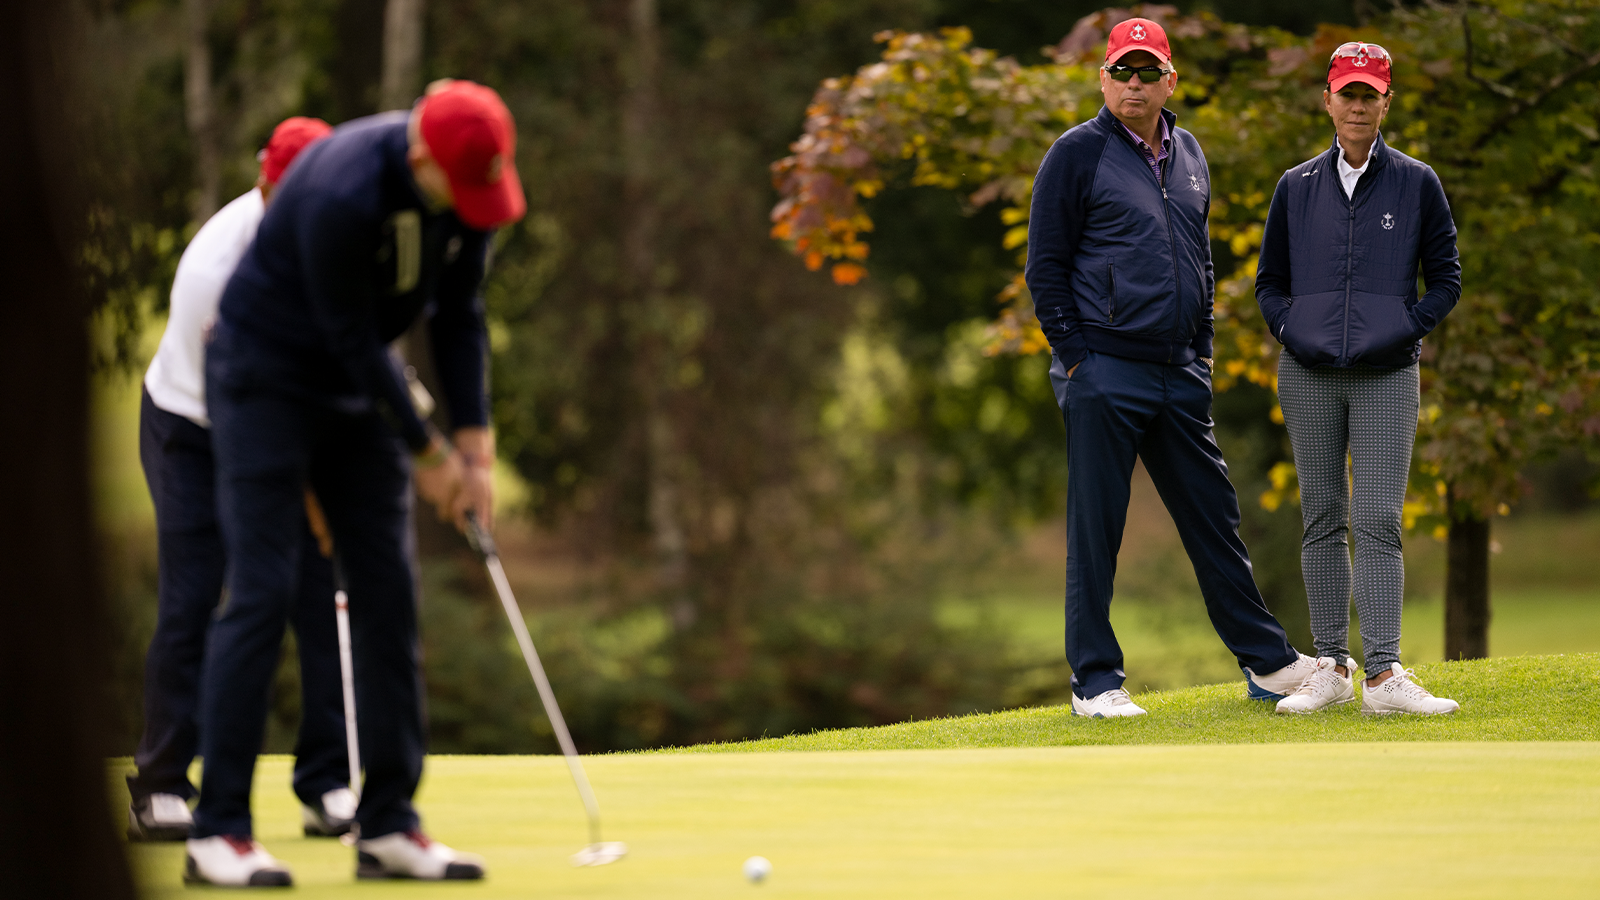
[[743, 856, 772, 884]]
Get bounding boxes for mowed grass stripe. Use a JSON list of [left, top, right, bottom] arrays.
[[125, 743, 1600, 898], [677, 654, 1600, 753]]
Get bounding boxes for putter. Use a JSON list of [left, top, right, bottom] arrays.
[[464, 512, 627, 868], [332, 557, 363, 799]]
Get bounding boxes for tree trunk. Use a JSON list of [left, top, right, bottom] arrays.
[[0, 3, 139, 894], [621, 0, 691, 626], [380, 0, 425, 111], [185, 0, 220, 221], [1444, 491, 1491, 660]]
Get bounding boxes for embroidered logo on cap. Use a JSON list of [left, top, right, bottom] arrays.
[[1353, 44, 1370, 66], [1382, 212, 1395, 230], [1130, 24, 1147, 41]]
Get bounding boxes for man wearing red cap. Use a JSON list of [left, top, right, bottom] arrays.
[[1257, 43, 1461, 716], [128, 116, 359, 844], [187, 80, 525, 886], [1026, 18, 1317, 718]]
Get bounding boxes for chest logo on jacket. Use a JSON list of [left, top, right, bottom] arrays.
[[381, 210, 422, 295], [1382, 212, 1395, 230], [1189, 173, 1203, 192]]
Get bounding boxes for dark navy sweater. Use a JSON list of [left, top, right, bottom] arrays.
[[210, 112, 491, 452], [1256, 133, 1460, 368], [1025, 106, 1215, 371]]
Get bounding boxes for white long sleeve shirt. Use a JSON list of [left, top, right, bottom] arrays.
[[143, 189, 264, 428]]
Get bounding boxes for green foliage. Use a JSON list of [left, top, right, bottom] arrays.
[[773, 1, 1600, 530], [411, 553, 1018, 753]]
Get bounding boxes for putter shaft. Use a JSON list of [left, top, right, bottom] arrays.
[[471, 519, 605, 846]]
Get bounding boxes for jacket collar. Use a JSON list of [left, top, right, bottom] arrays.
[[1324, 130, 1389, 173], [1098, 104, 1179, 145]]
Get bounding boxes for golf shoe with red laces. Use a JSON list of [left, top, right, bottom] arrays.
[[356, 830, 486, 880], [1070, 688, 1146, 718], [1360, 663, 1461, 715], [1275, 656, 1357, 714], [184, 835, 293, 887], [1243, 651, 1318, 701]]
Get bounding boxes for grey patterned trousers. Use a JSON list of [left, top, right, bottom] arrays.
[[1277, 353, 1419, 674]]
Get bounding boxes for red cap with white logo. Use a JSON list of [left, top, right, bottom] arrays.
[[1105, 17, 1171, 66], [417, 80, 527, 231], [1327, 41, 1392, 94]]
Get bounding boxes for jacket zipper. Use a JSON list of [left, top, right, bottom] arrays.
[[1107, 262, 1116, 323], [1160, 158, 1180, 362], [1115, 117, 1183, 363], [1342, 182, 1354, 365]]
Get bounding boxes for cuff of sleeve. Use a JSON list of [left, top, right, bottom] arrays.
[[1051, 339, 1089, 373], [1190, 336, 1214, 359]]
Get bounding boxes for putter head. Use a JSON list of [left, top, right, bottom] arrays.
[[570, 841, 628, 867]]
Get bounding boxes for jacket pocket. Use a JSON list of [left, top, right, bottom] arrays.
[[1280, 293, 1341, 367], [1349, 295, 1418, 365], [1107, 261, 1117, 323]]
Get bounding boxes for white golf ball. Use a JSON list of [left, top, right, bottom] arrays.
[[742, 855, 772, 883]]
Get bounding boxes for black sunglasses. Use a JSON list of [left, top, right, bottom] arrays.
[[1103, 64, 1170, 83]]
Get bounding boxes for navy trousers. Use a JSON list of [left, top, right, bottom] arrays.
[[194, 365, 424, 840], [1050, 352, 1297, 698], [130, 389, 349, 807]]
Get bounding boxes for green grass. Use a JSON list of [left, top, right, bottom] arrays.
[[122, 742, 1600, 898], [120, 655, 1600, 897], [682, 654, 1600, 752]]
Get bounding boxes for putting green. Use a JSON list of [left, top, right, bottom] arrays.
[[125, 742, 1599, 898]]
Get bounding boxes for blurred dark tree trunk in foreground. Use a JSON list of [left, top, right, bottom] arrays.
[[0, 2, 139, 896]]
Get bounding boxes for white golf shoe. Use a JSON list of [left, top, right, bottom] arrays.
[[356, 830, 486, 880], [1070, 688, 1147, 718], [184, 835, 293, 887], [303, 786, 359, 837], [1360, 663, 1461, 715], [1275, 656, 1356, 714], [127, 792, 192, 842], [1244, 652, 1318, 701]]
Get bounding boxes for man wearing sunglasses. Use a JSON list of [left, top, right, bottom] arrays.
[[1026, 17, 1316, 717], [1256, 42, 1461, 716]]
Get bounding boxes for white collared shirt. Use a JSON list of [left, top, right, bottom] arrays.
[[1335, 139, 1371, 199], [144, 188, 265, 428]]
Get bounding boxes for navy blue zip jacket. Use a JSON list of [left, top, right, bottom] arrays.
[[1025, 105, 1214, 371], [210, 112, 491, 452], [1255, 133, 1460, 368]]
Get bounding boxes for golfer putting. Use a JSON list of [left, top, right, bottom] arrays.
[[187, 79, 524, 887], [1025, 18, 1318, 717]]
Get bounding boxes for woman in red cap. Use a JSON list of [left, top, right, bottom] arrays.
[[1256, 42, 1463, 715]]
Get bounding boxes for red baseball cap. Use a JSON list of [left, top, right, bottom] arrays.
[[416, 80, 526, 231], [1105, 17, 1171, 67], [1328, 41, 1392, 94], [259, 116, 332, 185]]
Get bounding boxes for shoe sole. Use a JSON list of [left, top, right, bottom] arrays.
[[1360, 706, 1460, 716], [128, 824, 190, 842], [356, 862, 485, 880], [184, 855, 293, 887], [1274, 696, 1355, 714]]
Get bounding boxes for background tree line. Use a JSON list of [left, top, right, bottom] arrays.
[[86, 0, 1600, 757]]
